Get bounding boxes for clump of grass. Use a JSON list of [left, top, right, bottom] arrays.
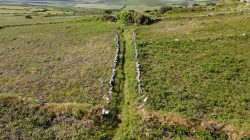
[[25, 15, 32, 19]]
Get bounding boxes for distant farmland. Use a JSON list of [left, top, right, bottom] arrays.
[[73, 4, 124, 10]]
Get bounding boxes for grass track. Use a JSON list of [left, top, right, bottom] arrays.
[[113, 29, 144, 139]]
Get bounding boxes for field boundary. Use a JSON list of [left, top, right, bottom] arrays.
[[160, 11, 250, 21], [139, 107, 250, 139], [0, 20, 73, 29]]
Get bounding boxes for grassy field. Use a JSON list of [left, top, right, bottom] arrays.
[[124, 5, 161, 11], [0, 5, 74, 14], [0, 5, 81, 27], [0, 1, 250, 139], [137, 13, 250, 129], [0, 14, 82, 26], [0, 6, 122, 138], [0, 19, 117, 105], [73, 4, 124, 10]]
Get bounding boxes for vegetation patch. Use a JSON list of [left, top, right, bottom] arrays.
[[117, 11, 153, 25], [0, 94, 110, 139]]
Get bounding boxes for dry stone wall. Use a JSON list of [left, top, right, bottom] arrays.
[[108, 31, 120, 95], [133, 31, 143, 93]]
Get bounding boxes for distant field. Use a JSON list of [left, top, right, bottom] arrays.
[[0, 5, 73, 15], [0, 20, 117, 105], [73, 4, 124, 10], [137, 14, 250, 128], [124, 5, 160, 11], [73, 3, 161, 11], [138, 14, 250, 41], [0, 14, 81, 26]]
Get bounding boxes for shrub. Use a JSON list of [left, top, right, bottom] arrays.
[[104, 10, 112, 15], [103, 15, 117, 22], [159, 6, 173, 14], [206, 2, 217, 6], [192, 3, 200, 6], [133, 12, 152, 25], [117, 11, 134, 24], [25, 15, 32, 19], [117, 11, 152, 25], [44, 13, 52, 17]]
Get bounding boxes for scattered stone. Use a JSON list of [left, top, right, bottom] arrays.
[[143, 97, 148, 102], [101, 108, 106, 115], [101, 108, 110, 115], [105, 97, 110, 103], [105, 110, 110, 115]]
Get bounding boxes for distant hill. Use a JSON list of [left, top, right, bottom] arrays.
[[0, 0, 218, 5]]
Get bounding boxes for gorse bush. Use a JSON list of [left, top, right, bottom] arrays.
[[133, 12, 153, 25], [103, 15, 117, 22], [104, 10, 112, 15], [117, 11, 134, 24], [25, 15, 33, 19], [159, 6, 173, 14], [206, 2, 217, 6], [117, 11, 152, 25]]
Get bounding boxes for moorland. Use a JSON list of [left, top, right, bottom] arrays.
[[0, 0, 249, 139]]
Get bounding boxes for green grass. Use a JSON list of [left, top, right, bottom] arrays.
[[136, 13, 250, 130], [0, 6, 122, 138], [0, 20, 118, 105], [113, 29, 230, 140]]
